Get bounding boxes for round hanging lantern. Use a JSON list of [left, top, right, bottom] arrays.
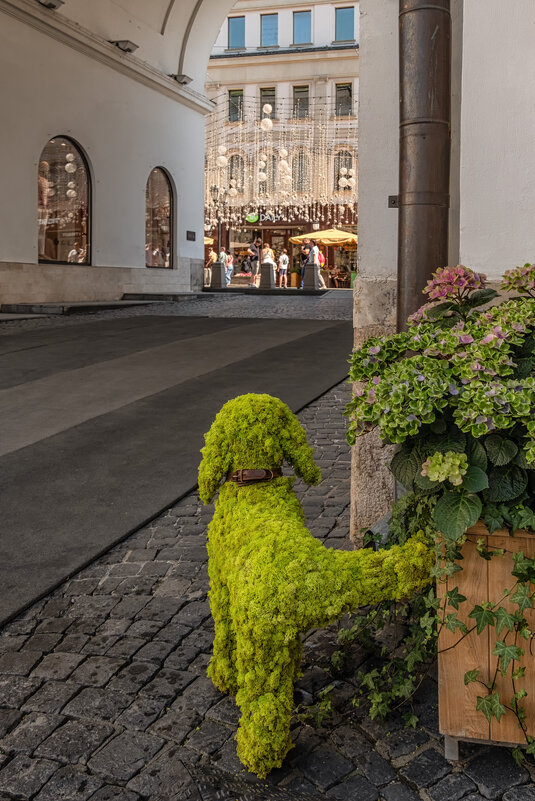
[[47, 188, 55, 197], [279, 148, 288, 158], [260, 118, 273, 132], [338, 177, 348, 188], [262, 104, 272, 115], [348, 168, 354, 176], [230, 179, 237, 187], [258, 172, 267, 182], [66, 189, 77, 199], [65, 163, 77, 174], [65, 153, 75, 163], [67, 181, 76, 189], [258, 161, 266, 170], [279, 159, 290, 172], [347, 177, 356, 188], [216, 155, 228, 168], [218, 145, 227, 155], [228, 187, 238, 197], [340, 167, 348, 176]]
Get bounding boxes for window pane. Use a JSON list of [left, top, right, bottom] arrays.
[[293, 86, 309, 118], [229, 89, 244, 122], [228, 16, 245, 49], [335, 83, 352, 116], [261, 14, 278, 46], [335, 7, 354, 41], [260, 87, 276, 118], [145, 168, 172, 268], [293, 11, 311, 44], [38, 136, 90, 264]]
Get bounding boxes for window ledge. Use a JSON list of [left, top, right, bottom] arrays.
[[225, 47, 247, 53], [332, 38, 356, 45], [291, 42, 313, 47], [258, 45, 279, 50], [330, 114, 357, 121]]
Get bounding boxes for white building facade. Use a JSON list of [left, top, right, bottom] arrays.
[[204, 2, 359, 271]]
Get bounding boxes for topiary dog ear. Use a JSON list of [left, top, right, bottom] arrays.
[[280, 407, 322, 486], [198, 418, 231, 504]]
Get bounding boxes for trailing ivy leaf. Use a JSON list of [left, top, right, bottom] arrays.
[[391, 447, 420, 491], [492, 641, 524, 675], [428, 428, 467, 454], [495, 607, 516, 636], [476, 693, 507, 723], [464, 288, 499, 308], [511, 583, 534, 612], [466, 438, 488, 472], [433, 492, 482, 540], [512, 551, 535, 583], [445, 612, 467, 633], [487, 465, 528, 502], [446, 587, 467, 610], [469, 604, 496, 634], [512, 747, 525, 766], [413, 473, 441, 495], [510, 505, 535, 533], [485, 435, 518, 466], [483, 503, 505, 534], [462, 466, 489, 493], [512, 666, 526, 680], [464, 669, 480, 685]]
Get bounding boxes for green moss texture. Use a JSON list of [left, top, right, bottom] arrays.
[[199, 394, 433, 777]]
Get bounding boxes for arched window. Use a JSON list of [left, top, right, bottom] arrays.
[[146, 168, 173, 268], [228, 154, 245, 192], [38, 136, 90, 264], [334, 150, 354, 191], [292, 151, 309, 192]]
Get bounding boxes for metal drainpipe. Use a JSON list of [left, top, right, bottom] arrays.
[[397, 0, 451, 330]]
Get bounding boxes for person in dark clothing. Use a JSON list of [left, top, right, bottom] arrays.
[[247, 237, 262, 287], [299, 239, 311, 289]]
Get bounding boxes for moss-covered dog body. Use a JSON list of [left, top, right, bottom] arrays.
[[199, 394, 433, 777]]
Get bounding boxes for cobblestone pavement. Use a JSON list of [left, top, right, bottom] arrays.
[[0, 292, 352, 337], [1, 381, 534, 800]]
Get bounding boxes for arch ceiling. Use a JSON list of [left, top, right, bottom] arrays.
[[60, 0, 236, 91]]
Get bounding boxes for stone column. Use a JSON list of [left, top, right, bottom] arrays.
[[259, 260, 275, 289], [303, 263, 321, 290]]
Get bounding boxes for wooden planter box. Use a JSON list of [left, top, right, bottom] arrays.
[[438, 521, 535, 758]]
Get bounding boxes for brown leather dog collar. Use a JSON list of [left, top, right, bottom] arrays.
[[226, 468, 283, 486]]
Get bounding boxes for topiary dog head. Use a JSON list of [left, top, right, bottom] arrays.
[[198, 393, 322, 504]]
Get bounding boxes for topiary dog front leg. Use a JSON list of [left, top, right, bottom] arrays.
[[207, 560, 238, 695], [234, 620, 302, 778]]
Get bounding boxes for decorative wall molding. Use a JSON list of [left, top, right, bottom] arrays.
[[0, 0, 214, 114]]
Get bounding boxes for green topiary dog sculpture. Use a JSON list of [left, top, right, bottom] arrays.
[[199, 394, 433, 778]]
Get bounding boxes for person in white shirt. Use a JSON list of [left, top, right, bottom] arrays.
[[278, 248, 289, 288]]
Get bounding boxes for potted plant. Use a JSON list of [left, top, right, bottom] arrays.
[[345, 264, 535, 761]]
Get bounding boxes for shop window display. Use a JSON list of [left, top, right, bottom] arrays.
[[38, 136, 90, 264], [145, 168, 173, 268]]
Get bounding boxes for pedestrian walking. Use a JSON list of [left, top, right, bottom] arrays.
[[278, 248, 289, 288], [247, 237, 262, 287], [225, 251, 234, 287], [205, 247, 217, 286], [299, 239, 311, 288]]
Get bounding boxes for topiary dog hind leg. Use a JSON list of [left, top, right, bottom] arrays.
[[234, 623, 302, 778], [207, 563, 238, 694]]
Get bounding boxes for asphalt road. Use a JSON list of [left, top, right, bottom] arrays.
[[0, 313, 352, 624]]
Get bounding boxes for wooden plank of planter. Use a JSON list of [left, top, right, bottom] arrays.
[[438, 521, 535, 746], [438, 531, 490, 741]]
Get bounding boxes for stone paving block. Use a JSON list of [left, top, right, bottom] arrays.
[[89, 786, 141, 801], [87, 730, 165, 782], [149, 708, 201, 743], [93, 578, 123, 595], [164, 644, 201, 671], [116, 577, 159, 595], [139, 562, 172, 578], [31, 652, 84, 681], [80, 634, 121, 656], [464, 747, 530, 799], [125, 549, 159, 563], [3, 619, 36, 636], [172, 675, 223, 715], [300, 745, 353, 790], [170, 561, 202, 579], [97, 619, 132, 637], [0, 712, 64, 755], [64, 578, 100, 595], [41, 598, 70, 617], [0, 754, 58, 799], [67, 617, 105, 635], [21, 680, 80, 714], [359, 751, 397, 787], [127, 748, 194, 798], [136, 597, 181, 623], [116, 696, 168, 731], [33, 765, 102, 801], [427, 771, 478, 801], [70, 655, 124, 686], [0, 675, 42, 707], [108, 563, 142, 577], [174, 601, 211, 627], [35, 618, 71, 634], [0, 649, 41, 675], [211, 737, 244, 774], [328, 725, 370, 760], [131, 640, 176, 663], [0, 709, 21, 737], [0, 635, 28, 652], [185, 719, 232, 755], [399, 748, 451, 789], [380, 781, 421, 801], [154, 578, 192, 597], [503, 790, 535, 801], [22, 632, 63, 653], [326, 773, 379, 801], [107, 661, 159, 694], [127, 619, 162, 638], [62, 687, 132, 721], [60, 633, 90, 652], [105, 637, 145, 659], [377, 726, 430, 759], [206, 696, 241, 726], [140, 667, 196, 700], [66, 595, 119, 619], [36, 718, 114, 764]]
